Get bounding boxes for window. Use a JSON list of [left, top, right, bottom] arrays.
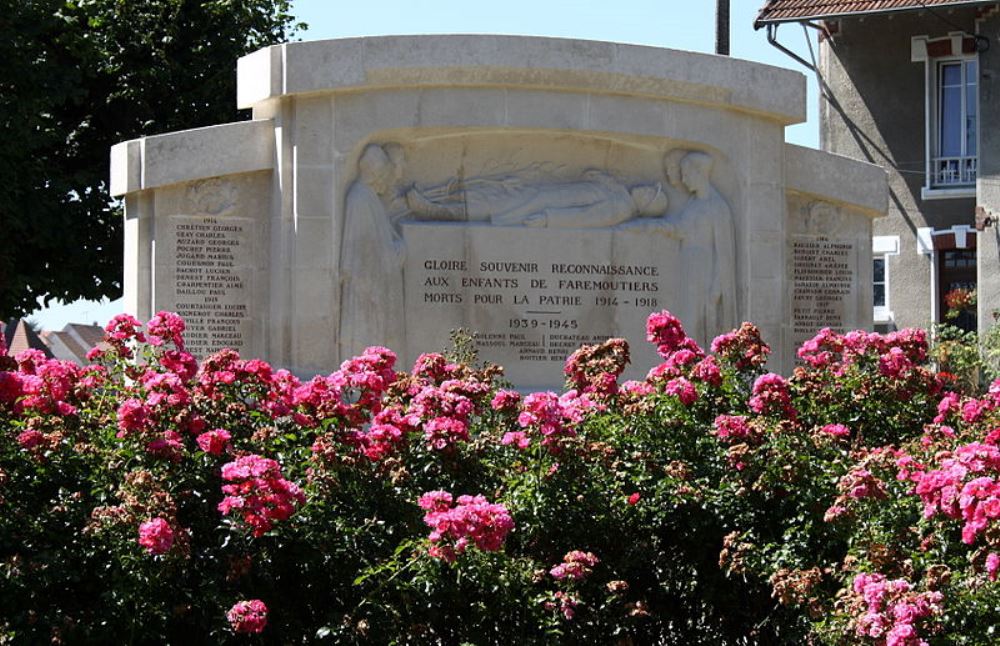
[[873, 254, 891, 323], [874, 257, 886, 307], [932, 59, 977, 188], [872, 235, 898, 324], [912, 35, 979, 198]]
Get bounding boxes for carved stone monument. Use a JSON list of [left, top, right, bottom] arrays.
[[111, 36, 887, 385]]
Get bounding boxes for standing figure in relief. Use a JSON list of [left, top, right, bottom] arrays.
[[614, 150, 735, 341], [663, 149, 693, 218], [671, 152, 737, 342], [340, 144, 406, 358], [405, 169, 667, 227], [382, 143, 410, 224]]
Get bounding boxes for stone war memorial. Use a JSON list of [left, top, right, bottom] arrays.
[[110, 35, 887, 388]]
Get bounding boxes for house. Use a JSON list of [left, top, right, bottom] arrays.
[[1, 319, 54, 359], [42, 323, 107, 364], [755, 0, 1000, 334], [0, 320, 106, 364]]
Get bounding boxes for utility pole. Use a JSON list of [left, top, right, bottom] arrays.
[[716, 0, 730, 55]]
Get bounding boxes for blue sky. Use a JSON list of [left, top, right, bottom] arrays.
[[31, 0, 820, 330]]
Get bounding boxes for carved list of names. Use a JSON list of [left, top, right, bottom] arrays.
[[790, 235, 858, 351], [163, 216, 254, 357]]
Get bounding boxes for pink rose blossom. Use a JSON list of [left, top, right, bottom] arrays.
[[550, 550, 599, 581], [490, 389, 522, 412], [218, 455, 304, 537], [665, 377, 697, 406], [104, 314, 146, 347], [419, 491, 514, 560], [646, 310, 692, 358], [116, 398, 149, 438], [714, 415, 751, 441], [16, 429, 45, 450], [821, 423, 851, 439], [137, 517, 174, 555], [196, 429, 232, 455], [146, 430, 185, 461], [227, 599, 268, 634], [748, 373, 795, 419], [974, 552, 1000, 582], [146, 311, 186, 349]]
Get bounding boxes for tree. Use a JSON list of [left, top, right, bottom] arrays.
[[0, 0, 302, 317]]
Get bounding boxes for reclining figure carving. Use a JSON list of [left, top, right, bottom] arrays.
[[405, 169, 668, 228]]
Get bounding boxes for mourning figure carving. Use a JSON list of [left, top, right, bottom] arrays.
[[339, 143, 407, 358], [616, 150, 736, 341]]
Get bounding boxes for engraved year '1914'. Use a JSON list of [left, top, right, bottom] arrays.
[[509, 319, 579, 330], [595, 296, 659, 307]]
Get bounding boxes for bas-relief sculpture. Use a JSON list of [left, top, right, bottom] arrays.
[[613, 151, 737, 342], [338, 140, 738, 357], [182, 177, 238, 217], [802, 200, 847, 235], [339, 144, 407, 358], [668, 152, 736, 343], [406, 169, 668, 227]]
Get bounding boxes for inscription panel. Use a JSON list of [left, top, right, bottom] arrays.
[[403, 223, 679, 389], [160, 216, 254, 358], [790, 235, 858, 353]]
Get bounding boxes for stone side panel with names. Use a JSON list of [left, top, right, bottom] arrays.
[[159, 215, 255, 358], [790, 236, 858, 348], [786, 199, 871, 358], [403, 223, 681, 389]]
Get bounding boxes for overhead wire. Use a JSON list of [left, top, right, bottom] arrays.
[[917, 0, 990, 51]]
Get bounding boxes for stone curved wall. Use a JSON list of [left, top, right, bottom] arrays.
[[112, 35, 886, 381]]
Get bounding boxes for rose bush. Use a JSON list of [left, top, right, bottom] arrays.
[[1, 310, 998, 643]]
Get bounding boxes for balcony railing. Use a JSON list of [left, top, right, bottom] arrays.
[[931, 156, 977, 187]]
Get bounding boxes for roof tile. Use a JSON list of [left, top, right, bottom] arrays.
[[756, 0, 989, 27], [2, 319, 54, 358], [68, 323, 107, 352]]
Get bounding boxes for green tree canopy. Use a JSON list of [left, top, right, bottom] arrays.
[[0, 0, 302, 317]]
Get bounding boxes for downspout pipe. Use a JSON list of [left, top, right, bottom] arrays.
[[763, 21, 829, 71]]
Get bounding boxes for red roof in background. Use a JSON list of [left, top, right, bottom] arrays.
[[39, 323, 108, 365], [1, 320, 54, 359], [2, 320, 107, 364], [755, 0, 992, 27], [67, 323, 106, 351]]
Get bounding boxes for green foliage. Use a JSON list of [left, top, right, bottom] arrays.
[[981, 311, 1000, 383], [930, 323, 984, 395], [2, 314, 1000, 643], [0, 1, 302, 316]]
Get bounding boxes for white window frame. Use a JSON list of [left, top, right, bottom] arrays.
[[912, 34, 979, 200], [873, 235, 899, 324]]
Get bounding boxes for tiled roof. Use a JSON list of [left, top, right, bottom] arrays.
[[2, 319, 54, 358], [43, 330, 88, 363], [755, 1, 991, 27], [40, 323, 108, 365], [68, 323, 106, 351]]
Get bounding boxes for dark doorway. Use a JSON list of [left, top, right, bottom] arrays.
[[939, 249, 977, 332]]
